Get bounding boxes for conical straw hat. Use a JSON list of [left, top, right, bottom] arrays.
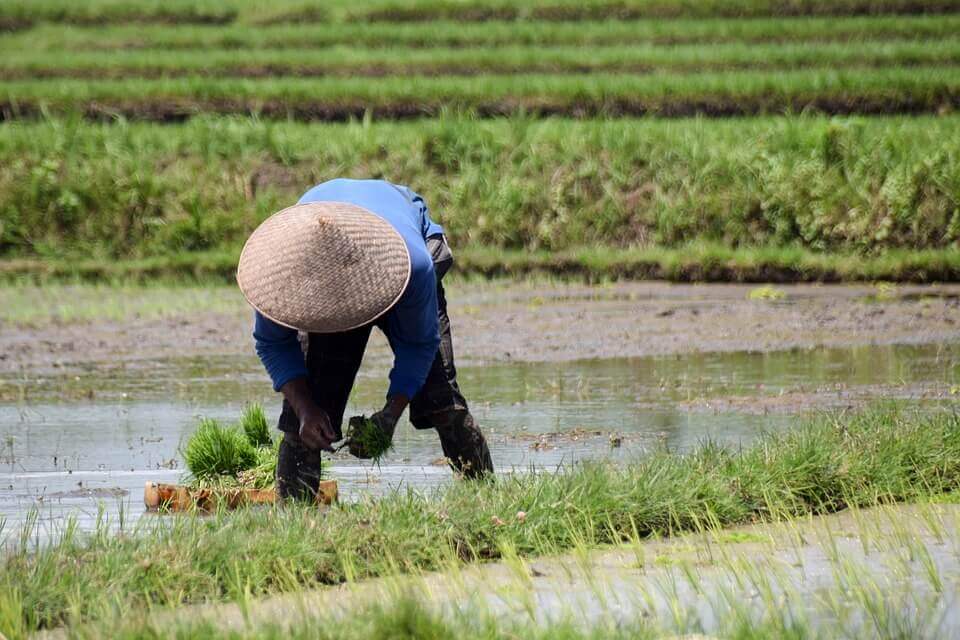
[[237, 202, 411, 333]]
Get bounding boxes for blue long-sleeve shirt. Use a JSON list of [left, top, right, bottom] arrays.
[[253, 179, 443, 400]]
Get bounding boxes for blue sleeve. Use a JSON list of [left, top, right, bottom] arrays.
[[253, 312, 307, 392], [393, 184, 444, 240], [385, 262, 440, 399]]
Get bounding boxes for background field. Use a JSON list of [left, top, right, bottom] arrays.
[[0, 0, 958, 281]]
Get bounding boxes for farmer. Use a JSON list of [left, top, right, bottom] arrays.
[[237, 178, 494, 500]]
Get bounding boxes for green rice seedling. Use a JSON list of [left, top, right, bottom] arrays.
[[6, 39, 960, 80], [346, 415, 394, 463], [240, 403, 272, 448], [2, 66, 957, 121], [5, 15, 958, 53], [182, 417, 258, 482]]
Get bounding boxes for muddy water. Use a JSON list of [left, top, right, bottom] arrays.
[[1, 341, 958, 535]]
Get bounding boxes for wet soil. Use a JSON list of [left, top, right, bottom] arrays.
[[3, 281, 957, 381], [5, 59, 951, 82], [3, 92, 959, 123], [3, 281, 958, 533], [360, 0, 960, 21]]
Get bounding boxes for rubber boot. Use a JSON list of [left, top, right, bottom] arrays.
[[276, 431, 322, 501], [435, 411, 494, 479]]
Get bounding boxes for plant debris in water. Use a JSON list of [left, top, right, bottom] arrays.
[[347, 415, 394, 463]]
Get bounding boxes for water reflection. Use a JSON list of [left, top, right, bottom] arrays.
[[1, 342, 957, 533]]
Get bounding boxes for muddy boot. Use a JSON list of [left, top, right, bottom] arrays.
[[435, 411, 494, 479], [276, 431, 322, 501]]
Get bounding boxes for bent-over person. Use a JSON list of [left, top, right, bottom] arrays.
[[237, 178, 494, 500]]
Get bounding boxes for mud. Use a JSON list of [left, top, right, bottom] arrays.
[[3, 281, 959, 382], [2, 281, 958, 533], [3, 92, 959, 123], [4, 58, 951, 82], [358, 0, 959, 22]]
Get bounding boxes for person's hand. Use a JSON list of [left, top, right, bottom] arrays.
[[279, 377, 337, 452], [370, 408, 398, 440], [299, 405, 336, 452], [347, 401, 402, 459]]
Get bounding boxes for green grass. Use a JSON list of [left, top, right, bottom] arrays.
[[0, 0, 955, 29], [240, 404, 272, 449], [182, 417, 259, 481], [4, 39, 960, 79], [6, 245, 959, 285], [4, 404, 960, 633], [0, 282, 244, 325], [2, 66, 958, 120], [0, 115, 957, 276], [6, 15, 957, 51]]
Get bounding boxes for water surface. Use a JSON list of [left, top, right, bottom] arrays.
[[1, 341, 957, 535]]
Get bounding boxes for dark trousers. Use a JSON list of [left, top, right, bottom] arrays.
[[277, 237, 493, 476], [277, 279, 468, 438]]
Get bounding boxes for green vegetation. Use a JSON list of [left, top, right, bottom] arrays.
[[5, 40, 960, 79], [6, 245, 960, 284], [240, 403, 272, 448], [3, 67, 958, 120], [5, 15, 957, 51], [182, 417, 259, 481], [182, 406, 282, 490], [0, 0, 954, 30], [0, 2, 957, 279], [0, 116, 957, 281], [4, 404, 959, 632], [346, 415, 395, 463], [0, 282, 243, 324]]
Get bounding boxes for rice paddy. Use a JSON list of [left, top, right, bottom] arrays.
[[4, 405, 960, 635], [2, 1, 960, 637], [1, 115, 959, 282], [1, 0, 958, 279]]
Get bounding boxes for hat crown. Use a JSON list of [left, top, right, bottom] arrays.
[[315, 215, 364, 267], [237, 201, 411, 333]]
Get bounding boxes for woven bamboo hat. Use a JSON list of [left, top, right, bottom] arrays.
[[237, 201, 411, 333]]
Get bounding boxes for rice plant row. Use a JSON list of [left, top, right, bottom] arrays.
[[2, 67, 958, 123], [5, 15, 956, 52], [1, 114, 957, 263], [1, 0, 957, 31], [3, 40, 960, 80]]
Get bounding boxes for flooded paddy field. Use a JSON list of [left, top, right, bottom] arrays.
[[1, 281, 958, 535]]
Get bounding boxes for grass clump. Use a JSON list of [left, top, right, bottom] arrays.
[[240, 403, 272, 448], [182, 418, 258, 482], [6, 404, 960, 633], [182, 405, 291, 490]]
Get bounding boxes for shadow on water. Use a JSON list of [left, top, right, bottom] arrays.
[[1, 341, 957, 533]]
